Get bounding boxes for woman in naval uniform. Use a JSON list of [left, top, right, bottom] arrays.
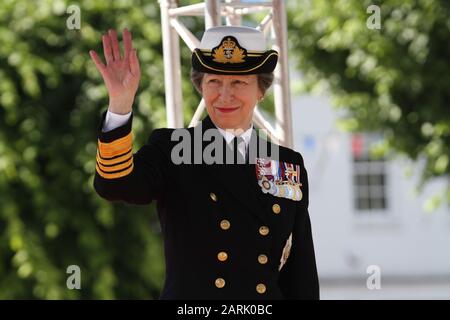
[[89, 25, 319, 300]]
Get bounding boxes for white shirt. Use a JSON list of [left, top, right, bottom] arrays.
[[217, 126, 253, 161], [102, 110, 132, 132], [102, 110, 252, 159]]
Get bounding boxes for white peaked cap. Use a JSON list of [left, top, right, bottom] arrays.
[[199, 26, 267, 51], [192, 25, 278, 75]]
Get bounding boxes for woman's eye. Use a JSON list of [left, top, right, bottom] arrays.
[[208, 79, 219, 83]]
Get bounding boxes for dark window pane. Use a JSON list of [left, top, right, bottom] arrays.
[[354, 174, 368, 186], [371, 198, 385, 210], [352, 136, 388, 213], [369, 174, 385, 186], [358, 198, 370, 210]]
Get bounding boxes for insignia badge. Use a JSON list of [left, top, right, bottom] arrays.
[[256, 158, 303, 201], [279, 233, 292, 271], [212, 36, 246, 64], [262, 179, 271, 190]]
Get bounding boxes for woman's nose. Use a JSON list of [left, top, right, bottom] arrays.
[[219, 84, 234, 101]]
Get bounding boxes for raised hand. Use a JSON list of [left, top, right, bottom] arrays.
[[89, 28, 141, 115]]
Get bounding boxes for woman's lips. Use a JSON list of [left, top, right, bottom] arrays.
[[216, 107, 239, 113]]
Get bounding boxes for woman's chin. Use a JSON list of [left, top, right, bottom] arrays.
[[215, 120, 238, 130]]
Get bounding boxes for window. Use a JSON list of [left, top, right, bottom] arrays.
[[352, 134, 388, 212]]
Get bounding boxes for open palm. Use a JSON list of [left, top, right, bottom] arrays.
[[89, 28, 141, 114]]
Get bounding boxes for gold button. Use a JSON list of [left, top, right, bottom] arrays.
[[272, 204, 281, 214], [256, 283, 266, 294], [258, 254, 268, 265], [210, 192, 217, 202], [215, 277, 225, 288], [220, 219, 230, 230], [259, 226, 269, 236], [217, 251, 228, 262]]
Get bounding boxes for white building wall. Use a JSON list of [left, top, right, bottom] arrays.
[[290, 93, 450, 298]]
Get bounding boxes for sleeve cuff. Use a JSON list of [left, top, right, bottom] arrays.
[[97, 110, 133, 143], [103, 110, 132, 132]]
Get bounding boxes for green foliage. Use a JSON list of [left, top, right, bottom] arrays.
[[0, 0, 201, 299], [287, 0, 450, 191]]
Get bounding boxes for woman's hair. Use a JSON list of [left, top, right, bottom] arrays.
[[190, 69, 274, 97]]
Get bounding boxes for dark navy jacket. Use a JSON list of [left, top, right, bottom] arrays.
[[94, 113, 319, 300]]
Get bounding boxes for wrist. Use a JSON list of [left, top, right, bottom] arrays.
[[108, 97, 133, 115]]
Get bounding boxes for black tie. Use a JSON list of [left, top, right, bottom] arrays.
[[232, 136, 246, 164]]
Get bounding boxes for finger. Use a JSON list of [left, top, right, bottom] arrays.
[[108, 29, 121, 61], [102, 34, 113, 64], [129, 49, 140, 77], [89, 50, 106, 74], [123, 28, 132, 61]]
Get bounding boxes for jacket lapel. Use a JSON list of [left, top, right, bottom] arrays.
[[199, 116, 269, 225]]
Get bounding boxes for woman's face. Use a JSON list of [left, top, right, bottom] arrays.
[[201, 74, 262, 130]]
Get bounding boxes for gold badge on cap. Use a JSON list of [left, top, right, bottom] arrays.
[[213, 36, 246, 64]]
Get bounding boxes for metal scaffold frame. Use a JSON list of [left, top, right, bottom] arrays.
[[159, 0, 293, 148]]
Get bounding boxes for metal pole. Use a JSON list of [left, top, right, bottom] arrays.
[[225, 0, 242, 26], [205, 0, 221, 28], [170, 17, 200, 51], [272, 0, 293, 148], [160, 0, 184, 128], [257, 12, 273, 37], [189, 99, 206, 127], [169, 3, 205, 16], [253, 108, 280, 144]]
